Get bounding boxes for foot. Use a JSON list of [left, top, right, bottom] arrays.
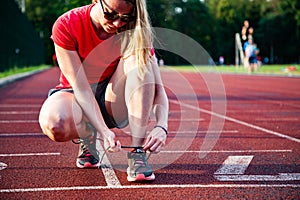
[[74, 127, 100, 168], [127, 148, 155, 182]]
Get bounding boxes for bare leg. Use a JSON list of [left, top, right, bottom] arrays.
[[105, 56, 156, 146], [39, 91, 88, 142], [254, 63, 258, 72]]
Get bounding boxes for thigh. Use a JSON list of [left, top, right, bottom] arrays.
[[39, 91, 83, 128], [105, 59, 128, 124]]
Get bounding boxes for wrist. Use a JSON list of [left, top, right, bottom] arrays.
[[154, 125, 168, 135], [99, 127, 112, 137]]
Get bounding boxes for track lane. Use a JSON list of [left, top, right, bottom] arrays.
[[0, 68, 299, 199]]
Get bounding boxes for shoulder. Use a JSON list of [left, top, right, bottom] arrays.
[[52, 4, 94, 50], [55, 4, 93, 27]]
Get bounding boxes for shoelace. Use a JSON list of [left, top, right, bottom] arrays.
[[132, 153, 147, 167], [124, 146, 152, 165], [72, 136, 98, 159], [100, 145, 153, 169], [73, 138, 151, 167]]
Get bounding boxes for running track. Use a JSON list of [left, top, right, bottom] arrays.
[[0, 67, 299, 199]]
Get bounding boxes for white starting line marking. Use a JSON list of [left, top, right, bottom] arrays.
[[96, 139, 121, 187], [214, 156, 300, 181], [170, 100, 300, 143], [0, 153, 61, 157], [214, 156, 254, 175], [0, 162, 7, 170], [215, 174, 300, 181], [0, 183, 299, 193]]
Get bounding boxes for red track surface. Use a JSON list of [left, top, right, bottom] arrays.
[[0, 67, 299, 199]]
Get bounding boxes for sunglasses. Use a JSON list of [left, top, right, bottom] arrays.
[[99, 0, 135, 23]]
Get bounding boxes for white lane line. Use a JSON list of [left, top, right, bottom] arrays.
[[0, 104, 40, 108], [214, 156, 254, 175], [215, 174, 300, 181], [96, 139, 121, 187], [0, 133, 44, 137], [124, 130, 239, 135], [170, 100, 300, 143], [168, 118, 205, 121], [0, 150, 291, 157], [226, 110, 291, 113], [0, 111, 39, 114], [0, 120, 38, 123], [0, 153, 60, 157], [0, 133, 293, 153], [0, 130, 238, 136], [0, 132, 293, 154], [254, 118, 299, 122], [168, 130, 239, 134], [161, 150, 292, 153], [0, 130, 239, 138], [0, 130, 237, 138], [0, 184, 299, 193]]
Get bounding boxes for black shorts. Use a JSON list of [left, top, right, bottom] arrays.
[[48, 79, 125, 129], [249, 56, 257, 64]]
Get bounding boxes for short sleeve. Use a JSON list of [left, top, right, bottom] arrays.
[[51, 16, 77, 51]]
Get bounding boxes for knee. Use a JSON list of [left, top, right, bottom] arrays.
[[48, 121, 69, 142], [40, 116, 71, 142]]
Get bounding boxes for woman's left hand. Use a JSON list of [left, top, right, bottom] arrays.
[[143, 126, 167, 153], [103, 130, 121, 153]]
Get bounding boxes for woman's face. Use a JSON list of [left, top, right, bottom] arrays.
[[98, 0, 134, 33]]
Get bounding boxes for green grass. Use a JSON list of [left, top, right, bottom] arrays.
[[1, 64, 299, 79], [165, 64, 300, 76], [0, 65, 51, 78]]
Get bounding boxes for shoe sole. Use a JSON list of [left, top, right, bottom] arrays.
[[76, 160, 100, 168], [127, 173, 155, 182]]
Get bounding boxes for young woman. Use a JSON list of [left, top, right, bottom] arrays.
[[39, 0, 169, 182]]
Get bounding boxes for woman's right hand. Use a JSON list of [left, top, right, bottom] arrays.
[[103, 130, 121, 152]]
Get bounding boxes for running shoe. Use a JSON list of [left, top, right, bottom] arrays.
[[127, 148, 155, 182], [74, 127, 100, 168]]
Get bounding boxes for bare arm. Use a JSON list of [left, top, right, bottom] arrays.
[[55, 44, 121, 151], [152, 61, 169, 129], [143, 56, 169, 152]]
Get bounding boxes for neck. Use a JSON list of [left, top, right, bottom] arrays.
[[98, 28, 115, 40], [90, 3, 114, 40]]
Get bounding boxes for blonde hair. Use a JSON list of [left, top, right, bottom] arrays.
[[118, 0, 154, 76]]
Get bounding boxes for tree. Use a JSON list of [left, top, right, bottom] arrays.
[[25, 0, 91, 63], [256, 0, 300, 63], [148, 0, 214, 65], [20, 0, 300, 64]]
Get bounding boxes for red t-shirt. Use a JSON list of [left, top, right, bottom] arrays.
[[52, 4, 121, 89]]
